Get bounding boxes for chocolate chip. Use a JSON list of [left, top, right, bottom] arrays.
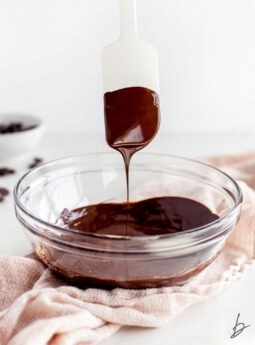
[[0, 170, 13, 203], [0, 167, 16, 176], [0, 122, 36, 133], [0, 187, 9, 196], [28, 157, 43, 169], [0, 187, 9, 202]]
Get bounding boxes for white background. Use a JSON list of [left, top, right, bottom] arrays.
[[0, 2, 254, 342], [0, 0, 254, 133]]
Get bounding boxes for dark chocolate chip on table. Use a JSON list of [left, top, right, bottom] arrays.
[[28, 157, 43, 169], [0, 187, 9, 202], [0, 187, 9, 196], [0, 122, 36, 133], [0, 168, 16, 176]]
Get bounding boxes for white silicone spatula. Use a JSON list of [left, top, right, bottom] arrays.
[[102, 0, 159, 94], [102, 0, 160, 203]]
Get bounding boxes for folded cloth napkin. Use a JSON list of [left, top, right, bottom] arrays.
[[0, 152, 255, 345]]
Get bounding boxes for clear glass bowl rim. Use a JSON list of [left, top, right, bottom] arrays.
[[13, 151, 243, 243]]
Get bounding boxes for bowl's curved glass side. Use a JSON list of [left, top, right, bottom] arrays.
[[14, 152, 242, 289], [18, 224, 232, 289], [130, 153, 242, 216], [15, 191, 241, 289]]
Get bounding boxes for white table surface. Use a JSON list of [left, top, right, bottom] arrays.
[[0, 130, 255, 345]]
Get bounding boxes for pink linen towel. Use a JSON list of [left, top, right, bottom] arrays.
[[0, 152, 255, 345]]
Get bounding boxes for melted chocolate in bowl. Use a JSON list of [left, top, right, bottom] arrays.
[[34, 196, 220, 289], [59, 197, 218, 236]]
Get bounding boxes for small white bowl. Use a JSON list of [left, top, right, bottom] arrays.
[[0, 114, 45, 161]]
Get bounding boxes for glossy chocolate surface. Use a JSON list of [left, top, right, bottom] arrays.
[[104, 86, 160, 199], [59, 196, 218, 236], [104, 86, 160, 157]]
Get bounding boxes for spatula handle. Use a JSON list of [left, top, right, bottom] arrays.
[[119, 0, 137, 36], [102, 0, 159, 93]]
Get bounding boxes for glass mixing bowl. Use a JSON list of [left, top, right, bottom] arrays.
[[14, 152, 242, 289]]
